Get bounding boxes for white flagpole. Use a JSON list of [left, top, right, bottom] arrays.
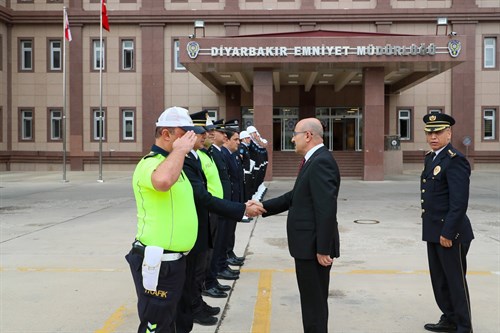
[[62, 7, 68, 182], [98, 0, 104, 182]]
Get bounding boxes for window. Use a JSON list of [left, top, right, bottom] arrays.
[[93, 109, 106, 141], [93, 39, 105, 71], [49, 39, 62, 71], [20, 108, 34, 140], [50, 109, 63, 140], [121, 39, 135, 71], [398, 109, 411, 140], [121, 109, 135, 141], [173, 39, 186, 71], [483, 109, 496, 140], [19, 39, 33, 71], [484, 37, 497, 69]]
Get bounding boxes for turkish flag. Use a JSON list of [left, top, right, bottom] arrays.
[[102, 0, 110, 31]]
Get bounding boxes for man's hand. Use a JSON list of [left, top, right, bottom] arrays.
[[245, 200, 266, 217], [316, 254, 333, 267], [440, 236, 452, 248], [172, 130, 197, 155]]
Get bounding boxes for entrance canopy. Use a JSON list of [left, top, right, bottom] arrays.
[[179, 30, 466, 95]]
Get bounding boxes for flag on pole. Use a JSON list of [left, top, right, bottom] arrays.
[[64, 9, 72, 42], [101, 0, 110, 31]]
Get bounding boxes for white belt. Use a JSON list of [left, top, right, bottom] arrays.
[[161, 253, 184, 261]]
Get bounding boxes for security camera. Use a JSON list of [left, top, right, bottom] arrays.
[[448, 31, 457, 37], [188, 34, 195, 39]]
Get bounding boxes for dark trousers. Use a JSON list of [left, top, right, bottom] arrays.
[[427, 242, 472, 333], [225, 219, 237, 258], [126, 251, 186, 333], [205, 214, 223, 289], [294, 258, 332, 333], [176, 251, 207, 333]]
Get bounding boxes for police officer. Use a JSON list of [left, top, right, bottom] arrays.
[[421, 113, 474, 333], [126, 106, 199, 333]]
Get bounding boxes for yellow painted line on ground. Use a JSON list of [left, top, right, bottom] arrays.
[[241, 268, 497, 276], [252, 270, 273, 333], [94, 305, 127, 333]]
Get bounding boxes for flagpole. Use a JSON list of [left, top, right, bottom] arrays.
[[62, 7, 68, 183], [98, 0, 104, 183]]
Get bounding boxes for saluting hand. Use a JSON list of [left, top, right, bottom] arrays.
[[173, 130, 197, 155]]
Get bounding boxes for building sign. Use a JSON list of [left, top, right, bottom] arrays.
[[187, 40, 461, 60]]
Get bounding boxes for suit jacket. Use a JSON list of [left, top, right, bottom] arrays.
[[183, 152, 246, 254], [222, 146, 244, 203], [421, 143, 474, 243], [262, 146, 341, 260]]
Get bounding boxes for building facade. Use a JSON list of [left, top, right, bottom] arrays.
[[1, 0, 499, 180]]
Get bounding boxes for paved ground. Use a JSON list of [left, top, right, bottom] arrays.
[[0, 170, 499, 333]]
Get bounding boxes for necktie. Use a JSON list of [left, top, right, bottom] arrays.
[[298, 158, 306, 173]]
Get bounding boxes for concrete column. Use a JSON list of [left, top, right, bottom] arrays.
[[451, 22, 477, 167], [69, 24, 84, 170], [253, 70, 273, 180], [141, 24, 165, 154], [362, 67, 385, 181]]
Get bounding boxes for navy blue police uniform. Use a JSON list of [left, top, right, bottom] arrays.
[[421, 113, 474, 333]]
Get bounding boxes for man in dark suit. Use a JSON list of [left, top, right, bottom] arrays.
[[421, 113, 474, 333], [260, 118, 341, 333]]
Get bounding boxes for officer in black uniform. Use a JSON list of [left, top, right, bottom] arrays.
[[421, 113, 474, 333]]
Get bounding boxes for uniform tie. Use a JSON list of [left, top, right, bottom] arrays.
[[425, 152, 436, 171]]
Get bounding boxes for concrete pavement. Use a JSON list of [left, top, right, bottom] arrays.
[[0, 170, 499, 333]]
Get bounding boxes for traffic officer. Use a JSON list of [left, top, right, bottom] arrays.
[[126, 106, 200, 333], [421, 113, 474, 333]]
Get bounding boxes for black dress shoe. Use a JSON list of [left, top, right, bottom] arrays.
[[424, 318, 457, 332], [225, 267, 240, 274], [193, 313, 218, 326], [227, 257, 244, 266], [217, 282, 231, 291], [228, 251, 245, 262], [202, 287, 228, 298], [202, 302, 220, 316], [217, 269, 239, 280]]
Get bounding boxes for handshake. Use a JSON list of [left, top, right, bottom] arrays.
[[244, 200, 266, 218]]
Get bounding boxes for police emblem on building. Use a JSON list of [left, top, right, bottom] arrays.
[[187, 41, 200, 59], [447, 40, 461, 58]]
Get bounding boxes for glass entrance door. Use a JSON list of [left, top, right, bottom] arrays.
[[317, 107, 362, 151]]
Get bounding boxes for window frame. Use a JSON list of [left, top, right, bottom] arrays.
[[48, 38, 63, 72], [483, 36, 498, 70], [120, 108, 136, 142], [91, 38, 107, 72], [173, 39, 186, 71], [482, 107, 498, 142], [48, 108, 63, 141], [92, 108, 107, 142], [397, 108, 413, 142], [19, 38, 34, 72], [120, 38, 136, 72], [19, 108, 35, 141]]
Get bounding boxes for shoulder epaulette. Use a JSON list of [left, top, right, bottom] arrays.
[[425, 150, 433, 156], [448, 149, 457, 158]]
